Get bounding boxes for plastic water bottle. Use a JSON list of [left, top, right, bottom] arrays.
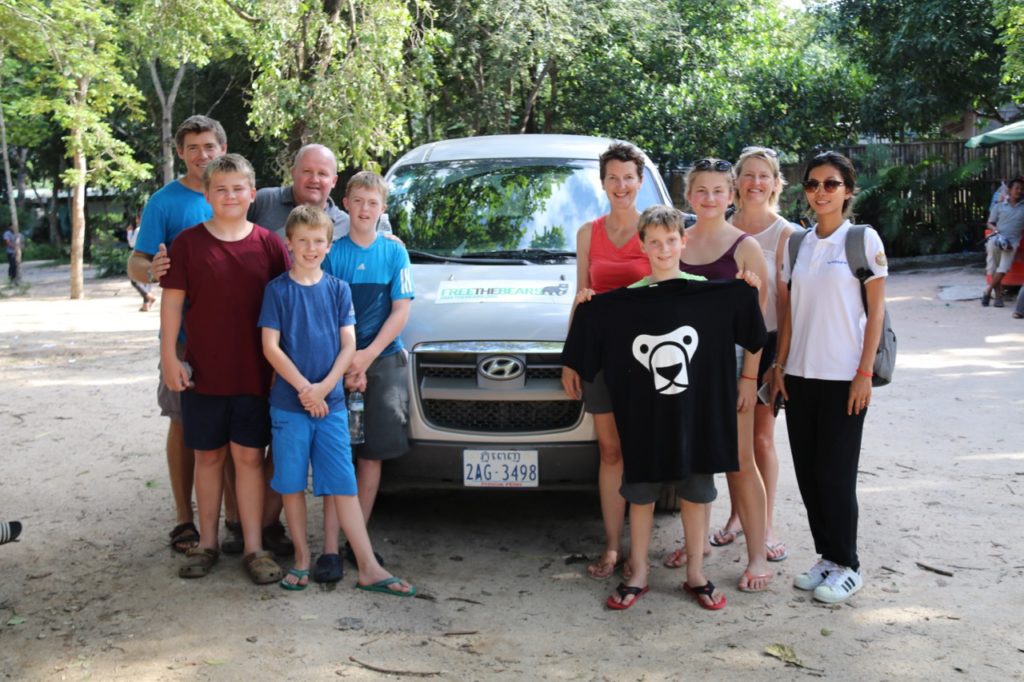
[[348, 390, 365, 445]]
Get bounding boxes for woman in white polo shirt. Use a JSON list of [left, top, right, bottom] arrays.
[[772, 151, 887, 604]]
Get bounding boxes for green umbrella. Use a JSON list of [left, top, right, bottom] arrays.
[[965, 119, 1024, 148]]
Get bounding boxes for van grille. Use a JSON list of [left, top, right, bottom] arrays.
[[422, 399, 581, 432], [414, 349, 583, 433]]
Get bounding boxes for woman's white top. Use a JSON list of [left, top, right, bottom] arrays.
[[780, 220, 888, 380], [738, 216, 791, 332]]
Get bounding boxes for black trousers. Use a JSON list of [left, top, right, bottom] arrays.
[[784, 375, 866, 570], [7, 252, 15, 281]]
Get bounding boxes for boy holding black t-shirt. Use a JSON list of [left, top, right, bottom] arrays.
[[563, 205, 765, 611]]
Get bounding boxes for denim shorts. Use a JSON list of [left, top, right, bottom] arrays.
[[269, 406, 356, 496]]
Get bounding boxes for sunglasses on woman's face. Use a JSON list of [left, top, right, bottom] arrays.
[[694, 159, 733, 172], [802, 179, 845, 193]]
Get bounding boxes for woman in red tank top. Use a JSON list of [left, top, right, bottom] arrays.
[[561, 142, 651, 584]]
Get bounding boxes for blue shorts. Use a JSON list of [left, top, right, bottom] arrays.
[[269, 406, 356, 496], [180, 392, 271, 451]]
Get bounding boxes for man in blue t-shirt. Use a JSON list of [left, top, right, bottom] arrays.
[[127, 115, 229, 556], [313, 171, 414, 582]]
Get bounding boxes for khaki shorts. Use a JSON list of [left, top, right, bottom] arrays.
[[582, 369, 613, 414], [986, 238, 1018, 275], [156, 342, 186, 422], [353, 351, 410, 461], [619, 475, 717, 506]]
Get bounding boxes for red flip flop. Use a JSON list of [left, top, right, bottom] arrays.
[[606, 582, 650, 610], [683, 581, 727, 610]]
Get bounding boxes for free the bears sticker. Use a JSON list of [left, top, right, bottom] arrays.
[[436, 280, 570, 304]]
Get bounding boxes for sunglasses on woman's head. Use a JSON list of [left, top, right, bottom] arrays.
[[693, 159, 732, 172], [741, 146, 778, 158], [802, 179, 845, 193]]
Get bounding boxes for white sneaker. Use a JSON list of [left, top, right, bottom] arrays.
[[813, 565, 863, 603], [793, 558, 835, 591]]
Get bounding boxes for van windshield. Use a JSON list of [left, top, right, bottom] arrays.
[[387, 159, 664, 258]]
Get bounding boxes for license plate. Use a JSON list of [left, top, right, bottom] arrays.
[[462, 449, 539, 488]]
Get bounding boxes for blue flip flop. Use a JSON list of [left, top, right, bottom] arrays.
[[280, 568, 310, 591], [355, 576, 416, 598]]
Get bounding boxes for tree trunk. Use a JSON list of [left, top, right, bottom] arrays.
[[49, 157, 64, 249], [149, 60, 187, 185], [15, 147, 27, 205], [0, 82, 20, 284], [69, 131, 86, 300]]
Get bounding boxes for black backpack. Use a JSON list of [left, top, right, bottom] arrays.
[[787, 225, 896, 387]]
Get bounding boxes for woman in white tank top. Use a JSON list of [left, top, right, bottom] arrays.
[[715, 146, 796, 563]]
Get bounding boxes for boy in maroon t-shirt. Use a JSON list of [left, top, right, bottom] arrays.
[[160, 154, 291, 584]]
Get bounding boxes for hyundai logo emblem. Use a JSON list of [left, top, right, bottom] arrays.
[[478, 355, 525, 381]]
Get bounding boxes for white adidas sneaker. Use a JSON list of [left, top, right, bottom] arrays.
[[813, 565, 863, 603], [793, 558, 836, 591]]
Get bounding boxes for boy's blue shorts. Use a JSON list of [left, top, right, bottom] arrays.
[[269, 406, 356, 496]]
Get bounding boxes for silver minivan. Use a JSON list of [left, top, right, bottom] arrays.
[[382, 134, 672, 489]]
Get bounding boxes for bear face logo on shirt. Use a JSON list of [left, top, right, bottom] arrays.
[[632, 326, 699, 395]]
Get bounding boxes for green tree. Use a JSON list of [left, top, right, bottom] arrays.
[[556, 0, 867, 165], [122, 0, 244, 184], [821, 0, 1018, 138], [424, 0, 609, 139], [995, 0, 1024, 102], [0, 0, 151, 298], [227, 0, 441, 174]]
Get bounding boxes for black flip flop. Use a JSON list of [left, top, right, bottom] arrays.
[[313, 553, 343, 583]]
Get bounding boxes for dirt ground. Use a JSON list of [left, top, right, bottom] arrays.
[[1, 259, 1023, 681]]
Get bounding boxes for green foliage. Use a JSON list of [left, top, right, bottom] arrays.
[[820, 0, 1018, 138], [239, 0, 442, 173], [22, 240, 67, 262], [91, 244, 128, 278], [852, 145, 987, 256], [554, 0, 868, 166], [996, 0, 1024, 101], [0, 0, 152, 190]]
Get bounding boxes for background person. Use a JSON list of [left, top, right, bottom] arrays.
[[982, 176, 1024, 308], [774, 151, 888, 604]]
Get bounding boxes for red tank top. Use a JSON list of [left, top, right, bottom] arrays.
[[587, 215, 650, 294]]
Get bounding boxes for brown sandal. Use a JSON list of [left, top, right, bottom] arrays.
[[179, 546, 219, 578], [244, 550, 284, 585], [169, 522, 200, 553]]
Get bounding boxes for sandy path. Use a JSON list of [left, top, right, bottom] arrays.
[[0, 260, 1022, 681]]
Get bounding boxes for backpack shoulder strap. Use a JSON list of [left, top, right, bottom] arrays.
[[845, 224, 873, 310], [845, 225, 872, 282], [785, 228, 810, 291]]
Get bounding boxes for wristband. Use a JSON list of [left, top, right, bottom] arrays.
[[856, 368, 873, 378], [740, 374, 758, 381]]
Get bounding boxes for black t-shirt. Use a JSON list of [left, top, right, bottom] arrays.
[[562, 278, 766, 482]]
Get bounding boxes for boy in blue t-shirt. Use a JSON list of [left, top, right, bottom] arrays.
[[314, 171, 414, 583], [259, 205, 415, 595]]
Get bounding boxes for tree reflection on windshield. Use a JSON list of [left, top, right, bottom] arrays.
[[389, 159, 664, 258]]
